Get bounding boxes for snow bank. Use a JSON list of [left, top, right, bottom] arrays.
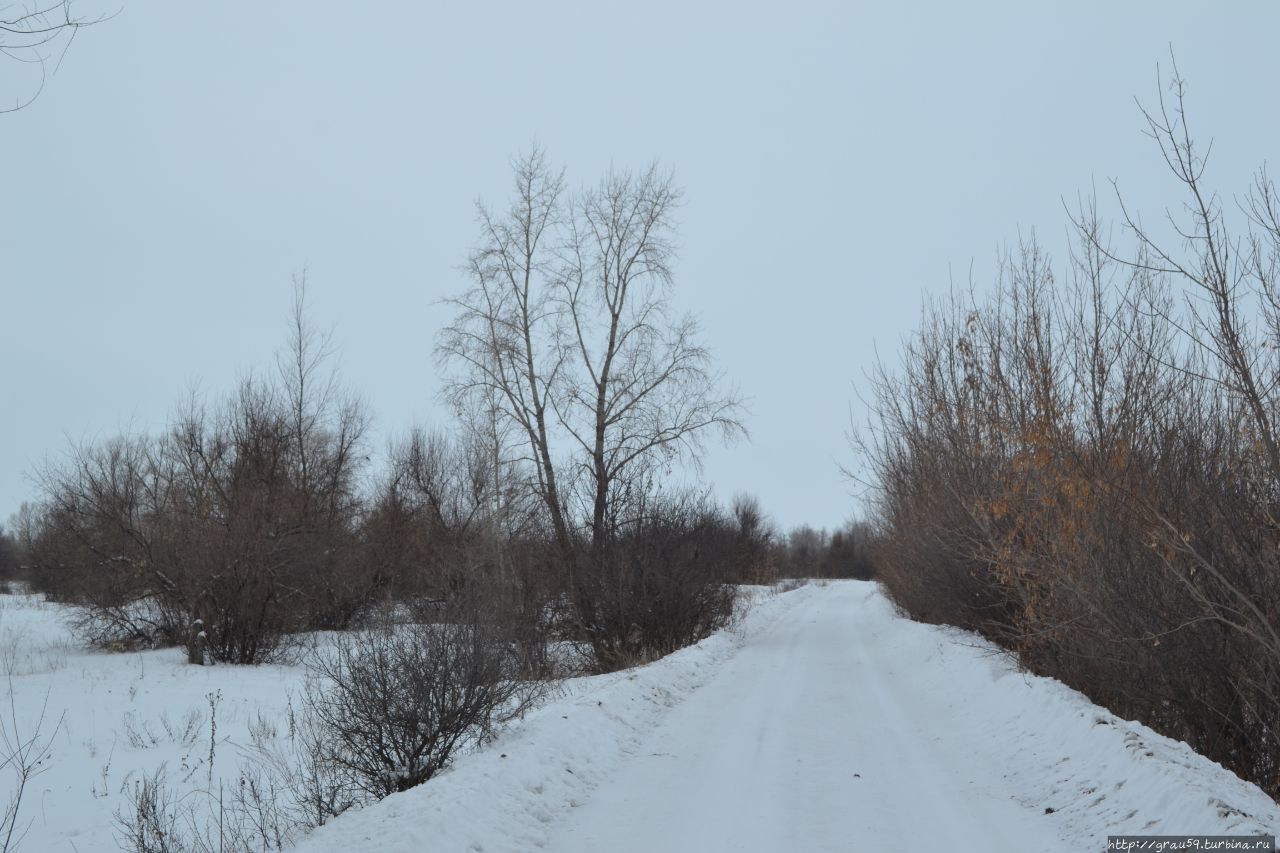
[[844, 584, 1280, 846], [289, 585, 815, 853], [906, 619, 1280, 840]]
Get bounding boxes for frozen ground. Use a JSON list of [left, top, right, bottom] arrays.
[[2, 581, 1278, 852], [0, 591, 312, 853]]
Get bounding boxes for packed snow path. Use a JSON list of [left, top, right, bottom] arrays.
[[543, 582, 1071, 853], [285, 580, 1277, 853], [6, 581, 1277, 852]]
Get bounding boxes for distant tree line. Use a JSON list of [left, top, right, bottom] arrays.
[[774, 520, 876, 581], [862, 64, 1280, 797]]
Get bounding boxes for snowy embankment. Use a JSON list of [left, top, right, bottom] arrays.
[[3, 581, 1278, 852]]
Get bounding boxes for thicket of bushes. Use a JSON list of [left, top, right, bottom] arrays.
[[18, 338, 766, 675], [12, 280, 798, 675], [864, 69, 1280, 796], [24, 291, 376, 662]]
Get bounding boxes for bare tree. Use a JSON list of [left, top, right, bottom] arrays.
[[2, 1, 101, 113], [556, 164, 746, 552], [440, 150, 745, 557], [1090, 58, 1280, 483], [439, 149, 573, 553], [278, 273, 370, 526], [440, 151, 745, 671]]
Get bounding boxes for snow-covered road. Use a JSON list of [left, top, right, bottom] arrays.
[[284, 579, 1280, 853], [7, 579, 1276, 852], [544, 582, 1070, 853]]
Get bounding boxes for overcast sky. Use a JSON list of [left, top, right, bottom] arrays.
[[2, 1, 1277, 533]]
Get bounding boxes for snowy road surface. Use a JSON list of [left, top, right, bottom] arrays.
[[287, 580, 1278, 853], [9, 580, 1278, 852], [543, 582, 1070, 853]]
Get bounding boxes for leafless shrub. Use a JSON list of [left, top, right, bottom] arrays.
[[1, 686, 64, 853], [372, 427, 524, 601], [283, 709, 362, 830], [116, 772, 183, 853], [26, 279, 374, 664], [302, 595, 545, 800], [116, 767, 298, 853], [572, 490, 738, 673]]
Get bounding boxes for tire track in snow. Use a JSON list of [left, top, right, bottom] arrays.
[[544, 583, 1073, 853]]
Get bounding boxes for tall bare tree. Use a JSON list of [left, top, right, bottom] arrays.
[[439, 149, 572, 553], [558, 164, 746, 552], [278, 273, 370, 525], [439, 149, 744, 557]]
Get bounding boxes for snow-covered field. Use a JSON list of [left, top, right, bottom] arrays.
[[2, 581, 1277, 852], [0, 592, 313, 853]]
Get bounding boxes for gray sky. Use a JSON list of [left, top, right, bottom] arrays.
[[2, 1, 1277, 533]]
